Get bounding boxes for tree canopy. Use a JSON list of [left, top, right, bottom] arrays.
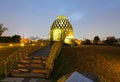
[[93, 36, 100, 44], [0, 24, 8, 36]]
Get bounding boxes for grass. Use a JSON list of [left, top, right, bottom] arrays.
[[52, 45, 120, 82], [0, 44, 20, 78], [0, 44, 20, 60]]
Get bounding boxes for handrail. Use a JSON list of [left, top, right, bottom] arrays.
[[46, 41, 63, 78]]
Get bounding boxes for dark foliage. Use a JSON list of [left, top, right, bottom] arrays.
[[83, 39, 91, 45], [104, 36, 117, 45], [93, 36, 100, 45], [0, 24, 8, 36], [0, 35, 21, 43]]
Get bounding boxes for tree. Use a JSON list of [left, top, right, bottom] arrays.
[[12, 35, 21, 43], [93, 36, 100, 45], [84, 39, 91, 45], [0, 24, 8, 36], [105, 36, 117, 45]]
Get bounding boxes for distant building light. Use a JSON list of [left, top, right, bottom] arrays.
[[32, 43, 35, 46], [21, 43, 24, 47], [41, 43, 44, 46], [64, 36, 74, 44], [74, 39, 82, 45], [0, 46, 2, 48], [9, 44, 13, 47]]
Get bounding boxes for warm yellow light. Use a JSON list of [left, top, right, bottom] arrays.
[[74, 39, 82, 45], [66, 36, 74, 39], [32, 43, 35, 46], [50, 15, 74, 43], [41, 43, 44, 46], [53, 29, 62, 41], [9, 44, 13, 47], [0, 46, 2, 48], [56, 15, 67, 19], [21, 43, 24, 47], [64, 36, 74, 44]]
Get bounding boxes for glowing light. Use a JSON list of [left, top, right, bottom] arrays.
[[66, 36, 74, 39], [53, 29, 62, 41], [56, 15, 67, 19], [32, 43, 35, 46], [9, 44, 13, 47], [0, 46, 2, 48], [41, 43, 44, 46], [21, 43, 24, 47], [50, 15, 74, 43], [64, 36, 74, 44], [74, 39, 82, 45]]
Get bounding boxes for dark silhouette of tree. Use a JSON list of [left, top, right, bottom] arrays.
[[0, 35, 21, 43], [0, 24, 8, 36], [105, 36, 117, 45], [93, 36, 100, 45], [84, 39, 91, 45], [12, 35, 21, 43]]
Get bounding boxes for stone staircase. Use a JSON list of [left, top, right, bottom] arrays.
[[1, 43, 63, 82], [2, 45, 54, 82], [11, 56, 48, 78]]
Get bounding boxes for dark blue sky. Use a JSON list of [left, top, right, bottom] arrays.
[[0, 0, 120, 40]]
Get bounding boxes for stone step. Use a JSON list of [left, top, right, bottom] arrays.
[[31, 68, 47, 74], [23, 56, 47, 60], [30, 63, 46, 68], [13, 67, 47, 73], [18, 64, 28, 68], [18, 61, 47, 65], [20, 60, 30, 63], [11, 72, 46, 78], [32, 56, 48, 59], [17, 65, 47, 71], [13, 69, 30, 73], [31, 59, 47, 63], [2, 77, 53, 82], [18, 63, 46, 68]]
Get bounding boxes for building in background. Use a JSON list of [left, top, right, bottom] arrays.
[[50, 16, 74, 44]]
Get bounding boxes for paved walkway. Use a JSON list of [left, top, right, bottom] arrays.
[[30, 45, 52, 57]]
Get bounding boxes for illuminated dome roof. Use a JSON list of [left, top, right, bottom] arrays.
[[50, 15, 74, 44]]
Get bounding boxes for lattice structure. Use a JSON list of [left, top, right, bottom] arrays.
[[50, 16, 74, 44]]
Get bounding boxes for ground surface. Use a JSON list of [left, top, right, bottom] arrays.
[[0, 44, 20, 79], [0, 46, 20, 60], [52, 45, 120, 82], [30, 45, 52, 57]]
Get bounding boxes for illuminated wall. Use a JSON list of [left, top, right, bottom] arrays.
[[50, 16, 74, 44]]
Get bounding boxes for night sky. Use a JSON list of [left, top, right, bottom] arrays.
[[0, 0, 120, 40]]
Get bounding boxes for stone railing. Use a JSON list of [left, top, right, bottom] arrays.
[[0, 41, 50, 77], [46, 41, 63, 78]]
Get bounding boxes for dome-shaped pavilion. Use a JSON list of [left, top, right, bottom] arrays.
[[50, 16, 74, 44]]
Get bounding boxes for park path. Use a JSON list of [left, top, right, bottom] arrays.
[[30, 45, 52, 57], [2, 45, 53, 82]]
